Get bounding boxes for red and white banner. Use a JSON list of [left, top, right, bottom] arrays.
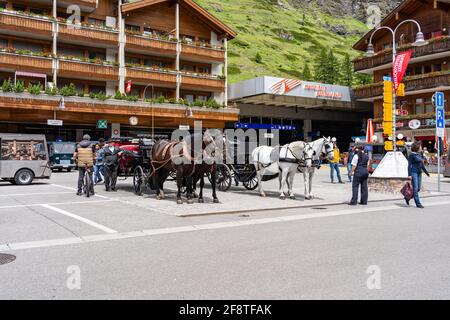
[[126, 80, 132, 94], [366, 119, 375, 143], [392, 50, 412, 92]]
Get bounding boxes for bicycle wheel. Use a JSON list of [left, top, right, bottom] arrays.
[[133, 166, 144, 196], [84, 169, 92, 197]]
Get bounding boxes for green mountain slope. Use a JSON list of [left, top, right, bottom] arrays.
[[196, 0, 371, 84]]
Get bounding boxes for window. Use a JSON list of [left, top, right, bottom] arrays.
[[88, 51, 106, 61], [198, 66, 210, 74], [434, 64, 442, 72], [29, 7, 45, 15], [414, 66, 422, 75], [126, 56, 140, 65], [1, 139, 47, 161], [196, 95, 208, 102], [405, 67, 412, 77], [88, 85, 105, 94], [181, 35, 194, 43], [0, 2, 7, 9], [184, 94, 194, 103], [12, 4, 26, 12], [125, 24, 140, 33], [87, 18, 106, 27], [424, 65, 432, 74], [182, 65, 195, 72], [0, 39, 7, 48], [59, 47, 84, 58], [58, 81, 84, 92], [13, 41, 44, 53], [383, 43, 392, 50]]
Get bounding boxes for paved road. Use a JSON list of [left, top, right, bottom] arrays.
[[1, 171, 450, 299]]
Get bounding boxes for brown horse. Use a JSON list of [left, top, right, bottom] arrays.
[[151, 133, 219, 204]]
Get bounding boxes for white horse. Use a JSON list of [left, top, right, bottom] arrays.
[[251, 141, 313, 199], [298, 137, 335, 200]]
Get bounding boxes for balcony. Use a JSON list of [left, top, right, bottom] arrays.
[[181, 43, 225, 62], [181, 74, 225, 92], [126, 33, 177, 56], [58, 22, 118, 45], [353, 37, 450, 72], [58, 59, 119, 81], [0, 10, 53, 37], [0, 51, 53, 73], [354, 71, 450, 100], [126, 66, 177, 86]]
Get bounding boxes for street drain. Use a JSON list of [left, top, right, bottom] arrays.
[[312, 207, 327, 210], [0, 254, 16, 266]]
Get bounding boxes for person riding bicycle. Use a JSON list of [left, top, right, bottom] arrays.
[[74, 134, 95, 196]]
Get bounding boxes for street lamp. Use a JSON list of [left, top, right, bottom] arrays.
[[365, 19, 428, 152]]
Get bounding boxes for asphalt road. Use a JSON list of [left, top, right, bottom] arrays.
[[1, 171, 450, 299]]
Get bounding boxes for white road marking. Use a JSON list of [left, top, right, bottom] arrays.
[[1, 200, 450, 253], [40, 204, 118, 234], [0, 199, 115, 210], [51, 184, 77, 191], [0, 192, 74, 197]]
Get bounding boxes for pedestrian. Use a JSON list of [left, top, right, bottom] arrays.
[[346, 145, 356, 182], [422, 147, 430, 164], [329, 138, 344, 184], [406, 142, 430, 209], [349, 145, 369, 206], [73, 134, 95, 196], [93, 144, 104, 184], [103, 140, 122, 192]]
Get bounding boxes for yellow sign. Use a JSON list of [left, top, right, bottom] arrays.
[[397, 83, 405, 97], [383, 80, 394, 138], [383, 80, 393, 103], [384, 141, 393, 151]]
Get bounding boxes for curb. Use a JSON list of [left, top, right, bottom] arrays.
[[176, 193, 450, 218]]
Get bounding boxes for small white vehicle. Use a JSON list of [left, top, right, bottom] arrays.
[[0, 133, 51, 185]]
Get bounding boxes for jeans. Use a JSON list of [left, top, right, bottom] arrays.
[[347, 162, 353, 182], [93, 164, 104, 184], [329, 163, 342, 183], [411, 172, 422, 207], [78, 167, 94, 193]]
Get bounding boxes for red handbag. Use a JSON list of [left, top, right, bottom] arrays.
[[401, 182, 414, 200]]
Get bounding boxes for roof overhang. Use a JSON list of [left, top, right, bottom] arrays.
[[121, 0, 237, 39]]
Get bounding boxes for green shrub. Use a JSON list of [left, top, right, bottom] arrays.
[[45, 86, 58, 96], [77, 91, 85, 97], [13, 80, 25, 93], [28, 83, 43, 95], [59, 83, 77, 96], [156, 96, 165, 103], [1, 78, 13, 92], [205, 98, 221, 109], [114, 90, 124, 100], [255, 52, 263, 64], [125, 94, 138, 102]]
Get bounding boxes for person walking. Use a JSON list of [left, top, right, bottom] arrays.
[[73, 134, 95, 196], [103, 140, 122, 192], [346, 145, 356, 182], [407, 142, 430, 209], [93, 144, 105, 185], [329, 138, 344, 184], [349, 146, 369, 206]]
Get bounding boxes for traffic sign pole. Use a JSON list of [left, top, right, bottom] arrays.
[[434, 92, 445, 192]]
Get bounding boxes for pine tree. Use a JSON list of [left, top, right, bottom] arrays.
[[326, 50, 341, 84], [340, 53, 354, 86], [255, 52, 263, 64], [314, 49, 329, 83], [302, 63, 312, 81]]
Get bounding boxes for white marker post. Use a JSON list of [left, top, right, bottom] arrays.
[[434, 92, 445, 193]]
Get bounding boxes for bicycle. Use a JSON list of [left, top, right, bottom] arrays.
[[83, 164, 94, 198]]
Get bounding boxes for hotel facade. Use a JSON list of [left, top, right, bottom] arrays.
[[353, 0, 449, 150], [0, 0, 238, 141]]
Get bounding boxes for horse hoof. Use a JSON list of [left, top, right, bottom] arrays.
[[177, 199, 183, 205], [193, 193, 198, 198], [260, 193, 266, 198], [198, 198, 204, 203], [280, 195, 286, 200], [290, 196, 296, 200], [213, 198, 219, 204], [187, 199, 194, 204]]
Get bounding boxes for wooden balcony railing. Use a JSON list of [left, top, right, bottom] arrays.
[[126, 35, 177, 55], [58, 59, 119, 81], [354, 71, 450, 100], [353, 37, 450, 72], [0, 52, 52, 73], [0, 11, 52, 36], [182, 74, 225, 92], [126, 67, 177, 86], [58, 23, 118, 45], [181, 44, 225, 62]]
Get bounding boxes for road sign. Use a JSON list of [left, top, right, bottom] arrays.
[[111, 123, 121, 138], [179, 125, 190, 131], [97, 119, 108, 129], [47, 119, 63, 126], [436, 108, 445, 138], [435, 91, 445, 108]]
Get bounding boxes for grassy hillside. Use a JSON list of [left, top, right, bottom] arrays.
[[195, 0, 370, 83]]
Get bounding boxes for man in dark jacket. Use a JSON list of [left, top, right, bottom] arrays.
[[103, 140, 122, 191], [349, 146, 370, 206], [73, 134, 95, 196]]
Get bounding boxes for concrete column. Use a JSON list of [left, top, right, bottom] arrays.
[[52, 0, 58, 86], [303, 119, 312, 142], [175, 2, 181, 102], [118, 0, 126, 94], [224, 37, 228, 107]]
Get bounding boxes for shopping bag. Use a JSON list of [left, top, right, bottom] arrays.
[[400, 182, 414, 201]]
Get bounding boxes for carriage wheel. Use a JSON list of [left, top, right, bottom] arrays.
[[243, 174, 259, 191], [133, 166, 145, 196], [216, 165, 232, 192]]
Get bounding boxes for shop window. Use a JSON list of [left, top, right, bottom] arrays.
[[12, 4, 26, 12], [13, 41, 44, 53]]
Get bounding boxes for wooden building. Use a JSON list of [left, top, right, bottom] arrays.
[[353, 0, 449, 150], [0, 0, 238, 140]]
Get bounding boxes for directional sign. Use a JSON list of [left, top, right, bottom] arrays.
[[47, 119, 63, 126], [435, 91, 445, 108], [436, 108, 445, 138]]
